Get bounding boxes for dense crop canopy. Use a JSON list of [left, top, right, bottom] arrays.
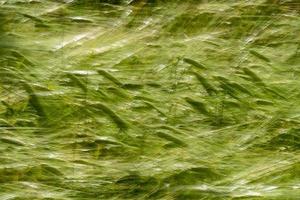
[[0, 0, 300, 199]]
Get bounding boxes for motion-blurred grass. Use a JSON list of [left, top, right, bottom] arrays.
[[0, 0, 299, 199]]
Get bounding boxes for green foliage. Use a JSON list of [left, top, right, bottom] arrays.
[[0, 0, 300, 199]]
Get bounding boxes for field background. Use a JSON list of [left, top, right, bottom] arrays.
[[0, 0, 300, 199]]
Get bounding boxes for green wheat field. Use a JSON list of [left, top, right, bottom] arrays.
[[0, 0, 299, 199]]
